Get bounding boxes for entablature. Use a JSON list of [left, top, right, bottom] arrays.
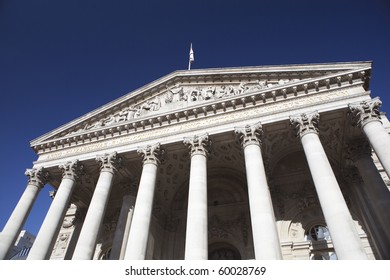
[[32, 67, 369, 151]]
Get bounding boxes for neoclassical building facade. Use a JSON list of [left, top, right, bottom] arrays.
[[0, 61, 389, 260]]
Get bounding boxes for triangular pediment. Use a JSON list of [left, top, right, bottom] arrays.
[[30, 61, 371, 150]]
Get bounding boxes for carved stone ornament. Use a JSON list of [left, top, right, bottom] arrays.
[[348, 97, 382, 128], [183, 133, 211, 157], [234, 122, 263, 148], [96, 152, 122, 173], [63, 78, 301, 136], [59, 160, 85, 181], [25, 167, 49, 188], [290, 111, 320, 138], [137, 142, 164, 165], [62, 216, 76, 228]]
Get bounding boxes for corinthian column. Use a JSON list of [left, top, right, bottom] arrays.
[[72, 152, 121, 260], [290, 112, 367, 259], [0, 167, 49, 260], [124, 143, 163, 260], [347, 138, 390, 255], [28, 160, 84, 260], [349, 97, 390, 177], [183, 133, 211, 260], [235, 123, 282, 260]]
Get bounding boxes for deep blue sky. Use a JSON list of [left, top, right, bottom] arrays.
[[0, 0, 389, 236]]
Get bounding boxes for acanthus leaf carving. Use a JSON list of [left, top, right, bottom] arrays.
[[137, 142, 164, 165], [348, 97, 382, 128], [25, 167, 50, 188], [59, 160, 85, 181], [290, 111, 320, 138], [234, 122, 263, 148], [96, 152, 122, 173], [183, 133, 211, 157]]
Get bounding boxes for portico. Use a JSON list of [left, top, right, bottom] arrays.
[[1, 62, 389, 260]]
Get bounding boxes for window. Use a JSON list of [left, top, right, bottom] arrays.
[[310, 252, 338, 260], [306, 224, 337, 260], [306, 225, 331, 241]]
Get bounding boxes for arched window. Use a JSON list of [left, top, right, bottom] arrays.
[[306, 225, 331, 241], [208, 242, 241, 260], [306, 224, 337, 260], [310, 252, 338, 260]]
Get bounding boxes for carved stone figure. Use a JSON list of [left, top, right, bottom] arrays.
[[203, 86, 216, 100], [125, 106, 138, 120], [215, 85, 228, 98], [141, 96, 161, 112], [236, 82, 249, 95], [278, 79, 290, 85], [52, 233, 70, 256], [85, 119, 105, 130], [256, 80, 268, 89], [188, 87, 204, 101], [165, 84, 184, 103]]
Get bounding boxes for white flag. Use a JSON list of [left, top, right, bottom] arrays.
[[189, 43, 194, 63]]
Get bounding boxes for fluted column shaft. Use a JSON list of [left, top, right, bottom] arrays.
[[0, 167, 48, 260], [28, 161, 84, 260], [124, 143, 162, 260], [184, 134, 210, 260], [72, 152, 121, 260], [291, 112, 367, 260], [235, 123, 282, 260], [349, 97, 390, 177]]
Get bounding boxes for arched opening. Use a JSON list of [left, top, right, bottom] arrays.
[[208, 242, 241, 260]]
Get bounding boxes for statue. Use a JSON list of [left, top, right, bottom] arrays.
[[165, 84, 184, 103], [256, 80, 268, 89]]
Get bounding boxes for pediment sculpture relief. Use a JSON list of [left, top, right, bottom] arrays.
[[66, 78, 300, 136]]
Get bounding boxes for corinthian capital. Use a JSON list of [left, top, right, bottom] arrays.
[[234, 122, 263, 148], [59, 160, 85, 181], [96, 152, 122, 173], [290, 111, 320, 138], [348, 97, 382, 128], [25, 167, 49, 188], [137, 142, 164, 165], [183, 133, 211, 157]]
